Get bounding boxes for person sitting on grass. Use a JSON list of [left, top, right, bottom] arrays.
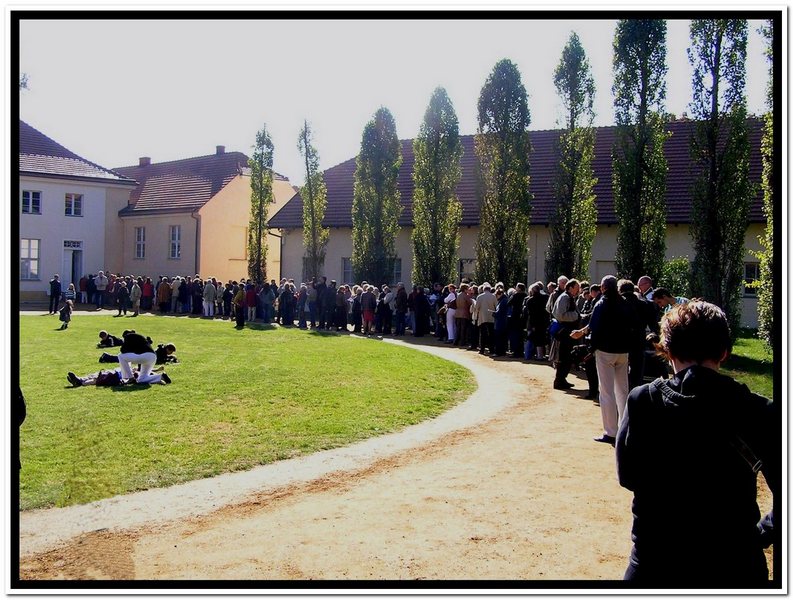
[[616, 299, 779, 585]]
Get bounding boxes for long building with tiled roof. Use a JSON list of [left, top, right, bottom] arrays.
[[268, 119, 764, 230], [268, 118, 766, 328]]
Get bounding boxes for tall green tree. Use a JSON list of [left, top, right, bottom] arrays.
[[351, 107, 402, 285], [248, 124, 274, 284], [545, 32, 598, 282], [687, 19, 753, 334], [756, 19, 774, 349], [474, 59, 532, 286], [411, 87, 463, 287], [298, 120, 329, 281], [612, 19, 670, 283]]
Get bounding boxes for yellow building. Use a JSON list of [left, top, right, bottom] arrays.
[[115, 147, 297, 283]]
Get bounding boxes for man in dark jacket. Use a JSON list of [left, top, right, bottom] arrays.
[[118, 330, 169, 385], [48, 274, 62, 314], [619, 279, 657, 389], [588, 275, 639, 444], [616, 299, 779, 586]]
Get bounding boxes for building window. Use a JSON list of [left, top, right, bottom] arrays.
[[169, 225, 181, 259], [21, 239, 40, 280], [744, 262, 760, 296], [65, 193, 83, 217], [458, 258, 476, 283], [392, 258, 402, 285], [135, 227, 146, 259], [341, 258, 353, 284], [22, 190, 41, 214]]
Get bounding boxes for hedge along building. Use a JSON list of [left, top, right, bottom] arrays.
[[268, 118, 765, 327], [19, 120, 138, 301], [113, 149, 298, 284]]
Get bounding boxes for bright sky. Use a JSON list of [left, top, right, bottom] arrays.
[[18, 16, 770, 186]]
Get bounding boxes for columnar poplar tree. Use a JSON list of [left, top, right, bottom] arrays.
[[474, 59, 532, 286], [612, 19, 670, 283], [248, 124, 274, 284], [298, 120, 329, 281], [688, 19, 753, 335], [756, 20, 774, 349], [545, 32, 598, 282], [351, 107, 402, 285], [412, 87, 463, 288]]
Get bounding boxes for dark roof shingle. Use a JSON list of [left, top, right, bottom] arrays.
[[268, 119, 764, 229], [19, 120, 136, 185], [114, 153, 290, 215]]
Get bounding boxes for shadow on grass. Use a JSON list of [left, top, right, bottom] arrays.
[[723, 353, 773, 377], [111, 383, 153, 392], [242, 322, 277, 331]]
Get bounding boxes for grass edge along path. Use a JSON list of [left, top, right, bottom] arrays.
[[19, 314, 475, 510]]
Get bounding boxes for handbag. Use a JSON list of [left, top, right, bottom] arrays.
[[548, 318, 562, 339]]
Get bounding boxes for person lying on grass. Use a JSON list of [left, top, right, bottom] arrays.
[[67, 367, 171, 387]]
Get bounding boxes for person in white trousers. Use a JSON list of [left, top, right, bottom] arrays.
[[444, 284, 458, 343], [118, 331, 169, 385], [588, 275, 639, 445]]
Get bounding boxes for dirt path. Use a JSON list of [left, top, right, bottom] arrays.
[[18, 332, 644, 581]]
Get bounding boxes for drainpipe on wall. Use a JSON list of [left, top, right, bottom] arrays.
[[191, 210, 201, 275]]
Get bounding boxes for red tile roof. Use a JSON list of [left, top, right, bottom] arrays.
[[114, 154, 289, 216], [268, 119, 765, 229], [19, 120, 137, 185]]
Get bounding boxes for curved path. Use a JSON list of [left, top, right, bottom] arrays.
[[19, 331, 635, 581]]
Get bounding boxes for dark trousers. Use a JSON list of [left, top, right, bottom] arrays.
[[479, 323, 494, 354], [49, 294, 60, 313], [468, 323, 479, 349], [235, 306, 245, 327], [493, 328, 507, 356], [628, 345, 645, 390], [555, 334, 575, 384], [454, 317, 469, 346]]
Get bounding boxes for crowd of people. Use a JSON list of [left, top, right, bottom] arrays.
[[42, 268, 778, 586]]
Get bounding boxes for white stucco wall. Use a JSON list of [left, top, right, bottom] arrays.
[[19, 176, 132, 299]]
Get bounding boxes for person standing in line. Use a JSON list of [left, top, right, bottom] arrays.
[[48, 274, 62, 314], [94, 270, 108, 309], [203, 277, 217, 318], [551, 278, 581, 390], [588, 275, 637, 445], [475, 283, 497, 355], [78, 274, 88, 304], [616, 300, 779, 585], [129, 278, 142, 317], [116, 281, 130, 316], [443, 284, 458, 344]]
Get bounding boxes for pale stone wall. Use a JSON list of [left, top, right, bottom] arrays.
[[277, 221, 766, 327], [120, 213, 198, 279]]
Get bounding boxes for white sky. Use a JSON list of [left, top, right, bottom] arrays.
[[18, 16, 770, 186]]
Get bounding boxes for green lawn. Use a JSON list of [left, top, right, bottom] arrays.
[[18, 314, 475, 510], [721, 331, 774, 400]]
